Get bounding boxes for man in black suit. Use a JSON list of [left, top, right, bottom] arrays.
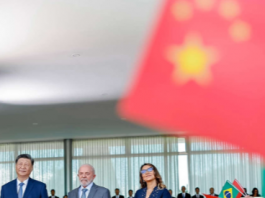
[[209, 188, 219, 197], [169, 189, 175, 198], [112, 188, 125, 198], [128, 189, 134, 198], [177, 186, 191, 198], [191, 187, 204, 198], [49, 189, 59, 198]]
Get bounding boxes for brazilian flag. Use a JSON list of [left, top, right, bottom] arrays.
[[219, 181, 243, 198]]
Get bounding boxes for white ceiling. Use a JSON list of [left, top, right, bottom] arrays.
[[0, 0, 161, 104], [0, 0, 164, 142]]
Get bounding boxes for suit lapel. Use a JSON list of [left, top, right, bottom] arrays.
[[87, 184, 98, 198], [75, 187, 80, 198], [10, 179, 18, 198], [23, 178, 35, 198]]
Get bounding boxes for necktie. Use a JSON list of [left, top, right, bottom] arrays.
[[182, 194, 185, 198], [81, 189, 88, 198], [18, 183, 24, 198]]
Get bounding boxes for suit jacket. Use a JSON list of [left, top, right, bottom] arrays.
[[68, 183, 110, 198], [1, 177, 48, 198], [177, 193, 191, 198], [112, 196, 125, 198], [135, 187, 171, 198], [192, 195, 204, 198]]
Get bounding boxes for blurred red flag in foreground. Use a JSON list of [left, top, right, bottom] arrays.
[[232, 179, 245, 195], [203, 194, 217, 198], [118, 0, 265, 157]]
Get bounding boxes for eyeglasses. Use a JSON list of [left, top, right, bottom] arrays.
[[140, 167, 154, 174]]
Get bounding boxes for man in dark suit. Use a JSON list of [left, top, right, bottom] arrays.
[[128, 189, 134, 198], [49, 189, 59, 198], [177, 186, 191, 198], [169, 189, 175, 198], [192, 187, 204, 198], [209, 187, 219, 197], [1, 154, 48, 198], [112, 188, 125, 198], [243, 188, 249, 196], [68, 164, 110, 198]]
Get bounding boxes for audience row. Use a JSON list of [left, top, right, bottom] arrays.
[[0, 154, 261, 198], [48, 186, 261, 198]]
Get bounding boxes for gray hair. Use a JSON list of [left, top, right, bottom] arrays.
[[78, 164, 95, 174]]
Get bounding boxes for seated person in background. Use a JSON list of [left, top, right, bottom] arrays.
[[177, 186, 191, 198], [63, 196, 68, 198], [209, 187, 218, 197], [169, 189, 175, 198], [128, 190, 134, 198], [112, 188, 125, 198], [243, 188, 248, 196], [191, 187, 203, 198], [49, 189, 59, 198], [250, 188, 261, 197]]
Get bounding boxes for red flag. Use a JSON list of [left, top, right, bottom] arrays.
[[203, 194, 218, 198], [118, 0, 265, 157], [232, 179, 245, 195]]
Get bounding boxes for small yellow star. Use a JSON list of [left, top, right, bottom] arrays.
[[195, 0, 216, 11], [171, 0, 193, 22], [229, 20, 251, 42], [219, 0, 240, 20], [166, 34, 218, 86]]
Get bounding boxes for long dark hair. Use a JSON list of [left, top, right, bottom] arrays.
[[251, 188, 260, 196], [139, 163, 166, 189]]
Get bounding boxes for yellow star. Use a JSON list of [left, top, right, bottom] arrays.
[[219, 0, 240, 20], [166, 34, 218, 86], [229, 20, 251, 42], [171, 0, 193, 22], [195, 0, 216, 11]]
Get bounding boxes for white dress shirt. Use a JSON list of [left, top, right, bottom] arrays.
[[79, 182, 94, 198], [116, 196, 120, 198], [17, 178, 29, 196], [182, 193, 186, 198]]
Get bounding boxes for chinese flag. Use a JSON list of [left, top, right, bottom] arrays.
[[118, 0, 265, 157]]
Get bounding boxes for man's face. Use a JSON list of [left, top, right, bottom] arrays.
[[169, 190, 172, 195], [16, 158, 33, 179], [129, 191, 133, 197], [115, 189, 120, 195], [77, 165, 96, 187], [51, 190, 55, 196], [210, 188, 214, 194], [182, 187, 186, 193], [195, 189, 200, 194]]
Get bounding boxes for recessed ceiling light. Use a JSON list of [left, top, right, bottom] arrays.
[[72, 54, 80, 57]]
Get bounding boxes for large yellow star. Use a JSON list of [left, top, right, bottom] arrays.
[[166, 34, 218, 86]]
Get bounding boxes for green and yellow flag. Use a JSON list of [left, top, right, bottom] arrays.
[[219, 181, 243, 198]]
